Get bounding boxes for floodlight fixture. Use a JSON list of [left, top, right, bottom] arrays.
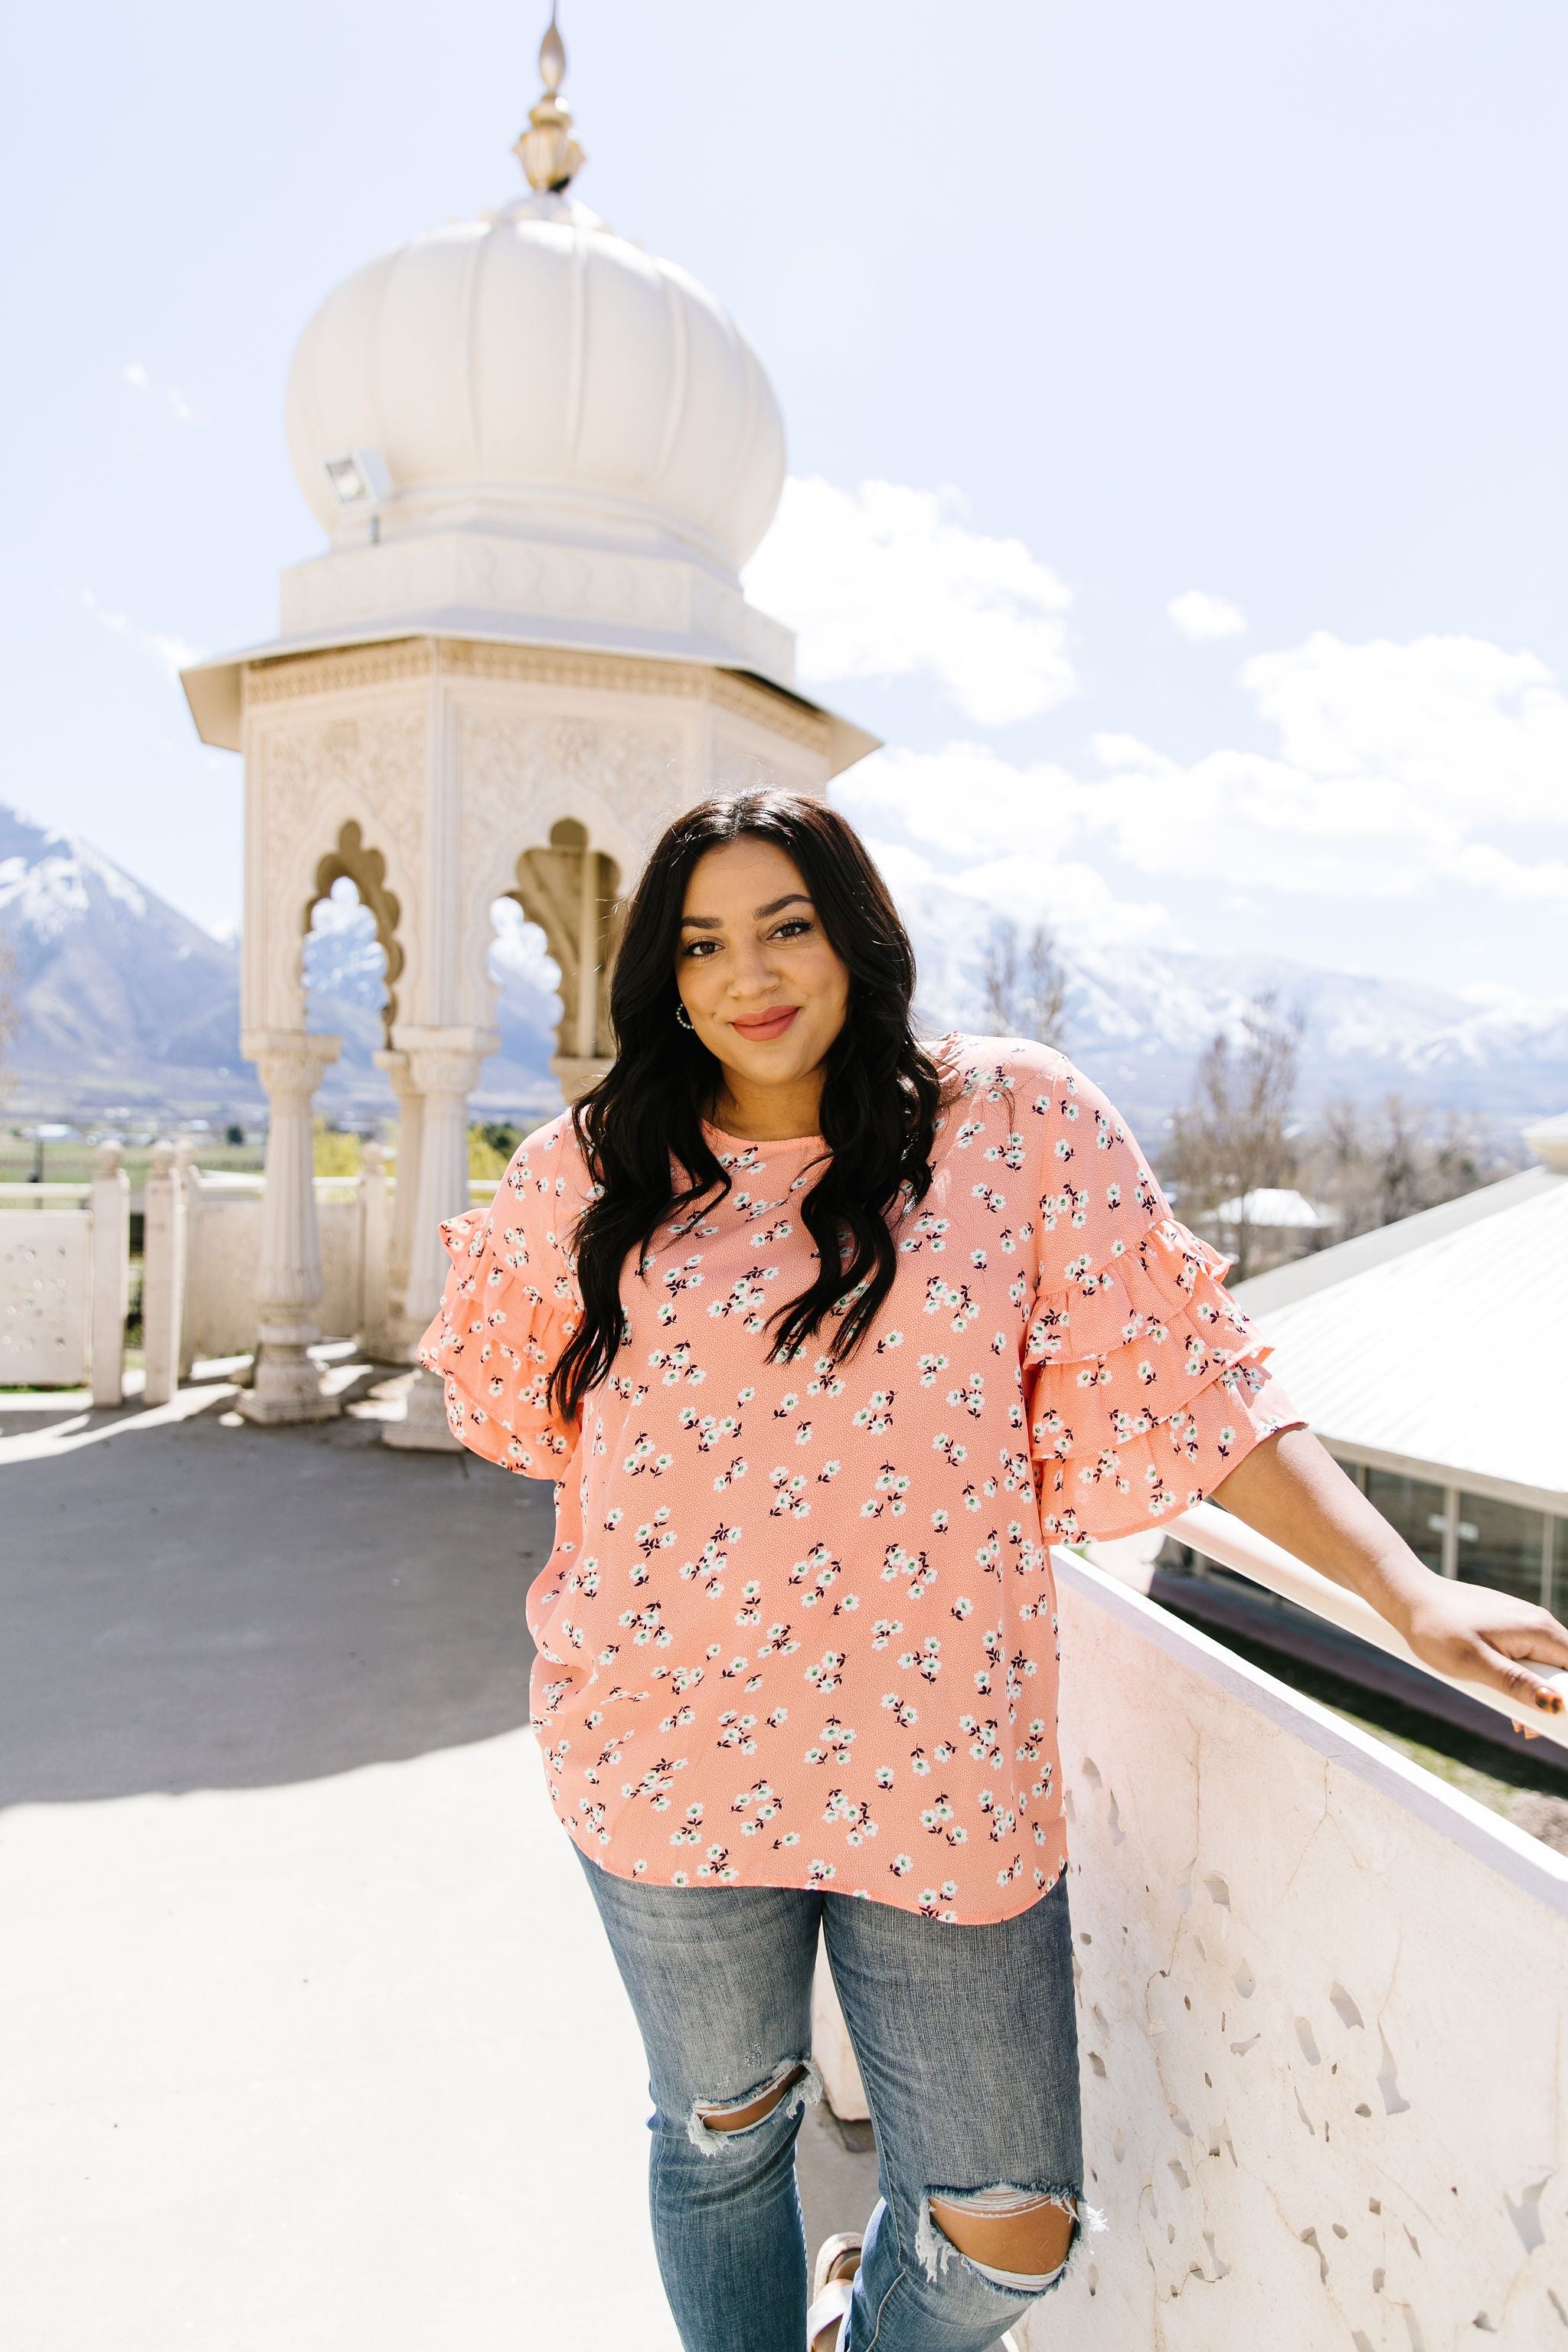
[[322, 449, 392, 513]]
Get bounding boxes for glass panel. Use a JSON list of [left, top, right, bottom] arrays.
[[1455, 1491, 1547, 1606], [1553, 1517, 1568, 1619], [1363, 1468, 1447, 1574]]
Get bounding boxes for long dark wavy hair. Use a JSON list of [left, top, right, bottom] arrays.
[[547, 790, 962, 1424]]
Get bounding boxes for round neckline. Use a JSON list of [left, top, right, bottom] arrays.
[[701, 1116, 825, 1149]]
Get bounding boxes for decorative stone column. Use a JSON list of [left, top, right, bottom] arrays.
[[142, 1139, 187, 1409], [550, 1053, 613, 1104], [383, 1025, 491, 1451], [358, 1139, 391, 1360], [240, 1028, 342, 1424], [172, 1138, 200, 1380], [89, 1139, 129, 1410], [373, 1047, 425, 1361], [545, 834, 616, 1107]]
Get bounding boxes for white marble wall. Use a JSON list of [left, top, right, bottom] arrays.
[[0, 1210, 91, 1386], [0, 1162, 128, 1396], [1033, 1553, 1568, 2351], [181, 1178, 367, 1361]]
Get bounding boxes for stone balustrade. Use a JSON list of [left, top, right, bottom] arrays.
[[810, 1550, 1568, 2347], [0, 1155, 464, 1397], [0, 1145, 129, 1401]]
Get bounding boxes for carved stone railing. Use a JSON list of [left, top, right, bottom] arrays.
[[0, 1147, 129, 1402], [176, 1169, 374, 1364], [812, 1544, 1568, 2347]]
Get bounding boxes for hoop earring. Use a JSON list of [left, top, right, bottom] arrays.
[[675, 1002, 694, 1030]]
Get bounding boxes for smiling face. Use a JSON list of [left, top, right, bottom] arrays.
[[676, 835, 851, 1129]]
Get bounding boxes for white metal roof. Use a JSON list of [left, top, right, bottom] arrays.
[[1232, 1165, 1568, 1508], [1210, 1187, 1332, 1230]]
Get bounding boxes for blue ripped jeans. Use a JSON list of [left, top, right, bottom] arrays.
[[576, 1849, 1090, 2352]]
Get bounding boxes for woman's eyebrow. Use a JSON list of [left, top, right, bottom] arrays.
[[678, 893, 814, 929]]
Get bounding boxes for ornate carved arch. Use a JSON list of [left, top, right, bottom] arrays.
[[503, 817, 624, 1063], [305, 819, 406, 1044]]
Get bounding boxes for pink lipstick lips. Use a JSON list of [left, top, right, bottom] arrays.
[[730, 1006, 799, 1040]]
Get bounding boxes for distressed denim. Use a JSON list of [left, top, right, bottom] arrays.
[[575, 1849, 1089, 2352]]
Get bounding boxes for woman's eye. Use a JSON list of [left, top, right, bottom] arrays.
[[774, 918, 812, 940], [680, 939, 717, 958]]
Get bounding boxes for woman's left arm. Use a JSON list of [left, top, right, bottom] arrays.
[[1213, 1426, 1568, 1720]]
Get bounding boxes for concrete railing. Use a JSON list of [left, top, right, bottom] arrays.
[[173, 1164, 380, 1368], [0, 1149, 129, 1403], [1169, 1497, 1568, 1757], [0, 1144, 437, 1396], [813, 1545, 1568, 2347], [175, 1163, 495, 1370]]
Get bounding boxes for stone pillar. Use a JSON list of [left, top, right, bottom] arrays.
[[89, 1140, 129, 1410], [240, 1029, 342, 1425], [359, 1139, 391, 1359], [550, 1052, 612, 1104], [383, 1026, 488, 1452], [142, 1139, 187, 1409], [172, 1138, 200, 1379], [550, 843, 613, 1106], [373, 1047, 424, 1361]]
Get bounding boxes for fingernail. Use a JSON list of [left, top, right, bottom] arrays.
[[1535, 1690, 1563, 1712]]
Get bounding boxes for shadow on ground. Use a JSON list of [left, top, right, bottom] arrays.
[[0, 1383, 550, 1804]]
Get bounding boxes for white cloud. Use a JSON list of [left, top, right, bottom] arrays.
[[744, 477, 1075, 726], [123, 358, 207, 426], [832, 630, 1568, 913], [75, 589, 204, 680], [1168, 588, 1246, 641], [1242, 632, 1567, 825], [831, 746, 1165, 949], [753, 474, 1567, 920]]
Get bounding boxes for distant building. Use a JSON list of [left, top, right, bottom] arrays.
[[1202, 1186, 1337, 1274]]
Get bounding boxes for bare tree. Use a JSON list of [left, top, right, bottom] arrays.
[[1303, 1091, 1504, 1240], [1164, 992, 1302, 1279], [981, 917, 1070, 1049]]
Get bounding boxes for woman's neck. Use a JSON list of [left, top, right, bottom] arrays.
[[707, 1064, 825, 1142]]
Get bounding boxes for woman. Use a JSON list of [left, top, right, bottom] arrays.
[[419, 790, 1566, 2352]]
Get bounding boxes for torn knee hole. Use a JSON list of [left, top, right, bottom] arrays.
[[697, 2063, 806, 2134], [920, 2187, 1088, 2289], [686, 2056, 822, 2153]]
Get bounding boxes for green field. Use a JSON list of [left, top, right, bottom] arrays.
[[0, 1130, 267, 1188]]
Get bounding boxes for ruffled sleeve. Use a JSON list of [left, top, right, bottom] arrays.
[[414, 1113, 587, 1478], [1019, 1054, 1305, 1542]]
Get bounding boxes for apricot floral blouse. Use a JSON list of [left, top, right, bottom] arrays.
[[418, 1034, 1302, 1924]]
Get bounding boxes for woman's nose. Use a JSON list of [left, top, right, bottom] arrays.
[[726, 941, 779, 996]]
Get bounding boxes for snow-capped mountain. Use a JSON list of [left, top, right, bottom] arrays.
[[0, 804, 247, 1112], [899, 865, 1568, 1131], [2, 801, 1564, 1131], [0, 808, 561, 1119]]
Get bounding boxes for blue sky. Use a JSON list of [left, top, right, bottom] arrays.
[[4, 1, 1566, 1000]]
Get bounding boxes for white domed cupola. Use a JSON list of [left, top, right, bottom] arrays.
[[276, 17, 792, 681], [287, 198, 783, 574]]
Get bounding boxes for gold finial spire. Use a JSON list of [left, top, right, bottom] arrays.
[[516, 6, 586, 194]]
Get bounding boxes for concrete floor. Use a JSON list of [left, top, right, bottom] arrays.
[[0, 1369, 878, 2349]]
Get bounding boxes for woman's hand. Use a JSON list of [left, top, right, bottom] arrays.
[[1397, 1576, 1568, 1719], [1212, 1427, 1568, 1720]]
